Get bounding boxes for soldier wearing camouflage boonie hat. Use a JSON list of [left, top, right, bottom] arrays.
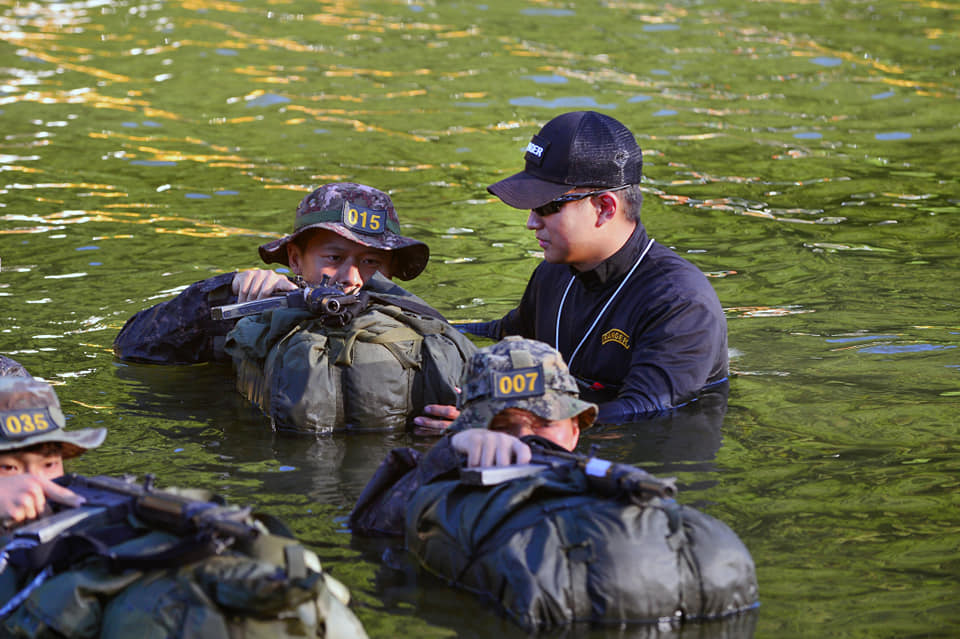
[[0, 376, 106, 458], [450, 336, 597, 432], [258, 182, 430, 281]]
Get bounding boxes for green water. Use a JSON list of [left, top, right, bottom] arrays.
[[1, 0, 958, 636]]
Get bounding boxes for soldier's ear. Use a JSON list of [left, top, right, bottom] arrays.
[[593, 193, 618, 226], [286, 243, 303, 275]]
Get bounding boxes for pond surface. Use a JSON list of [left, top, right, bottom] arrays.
[[1, 0, 958, 637]]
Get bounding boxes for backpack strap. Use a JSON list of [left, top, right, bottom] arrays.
[[367, 293, 446, 320], [335, 321, 422, 369]]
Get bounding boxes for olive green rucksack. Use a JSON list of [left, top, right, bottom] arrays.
[[224, 302, 476, 433]]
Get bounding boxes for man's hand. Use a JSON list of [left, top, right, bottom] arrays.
[[0, 474, 84, 526], [232, 269, 299, 303], [451, 430, 532, 468], [413, 404, 461, 436]]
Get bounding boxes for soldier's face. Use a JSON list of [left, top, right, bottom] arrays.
[[503, 416, 580, 451], [0, 451, 64, 481], [287, 230, 393, 294]]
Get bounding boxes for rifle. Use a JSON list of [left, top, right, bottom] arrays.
[[5, 473, 261, 561], [460, 442, 677, 503], [0, 473, 265, 619], [10, 473, 260, 544], [211, 278, 368, 326]]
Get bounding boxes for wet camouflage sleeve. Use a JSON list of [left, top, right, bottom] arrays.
[[112, 272, 238, 365]]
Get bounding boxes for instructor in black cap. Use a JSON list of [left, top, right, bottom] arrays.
[[417, 111, 728, 428]]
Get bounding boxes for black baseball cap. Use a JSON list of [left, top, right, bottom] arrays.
[[487, 111, 643, 210]]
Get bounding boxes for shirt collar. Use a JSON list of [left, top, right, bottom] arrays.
[[572, 223, 649, 290]]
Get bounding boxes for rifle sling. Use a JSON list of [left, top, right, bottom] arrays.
[[367, 293, 445, 321]]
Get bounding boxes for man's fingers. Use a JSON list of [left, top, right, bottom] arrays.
[[423, 404, 460, 421], [413, 417, 451, 436], [467, 440, 483, 468], [232, 272, 254, 302], [414, 405, 460, 436], [479, 439, 497, 468], [41, 479, 84, 508], [513, 440, 532, 465], [252, 272, 295, 300], [1, 476, 45, 523], [233, 270, 296, 303], [13, 498, 37, 523], [246, 271, 273, 302], [495, 439, 513, 467]]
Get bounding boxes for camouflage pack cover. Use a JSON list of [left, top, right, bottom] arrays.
[[224, 301, 476, 433], [450, 336, 597, 431], [406, 457, 759, 631], [0, 376, 106, 458]]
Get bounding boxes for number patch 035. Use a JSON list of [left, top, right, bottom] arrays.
[[490, 365, 545, 399], [0, 409, 55, 440]]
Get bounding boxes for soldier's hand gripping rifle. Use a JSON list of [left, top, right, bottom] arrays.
[[211, 276, 369, 327], [461, 440, 677, 504]]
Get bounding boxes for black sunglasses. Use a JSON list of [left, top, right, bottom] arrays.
[[532, 185, 630, 217]]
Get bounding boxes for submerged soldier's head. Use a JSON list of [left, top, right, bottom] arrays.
[[451, 336, 597, 450], [0, 376, 106, 480], [257, 182, 430, 294]]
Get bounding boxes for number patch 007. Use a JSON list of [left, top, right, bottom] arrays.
[[490, 365, 545, 399], [0, 409, 55, 440]]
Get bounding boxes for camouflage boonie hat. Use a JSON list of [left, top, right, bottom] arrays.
[[0, 376, 106, 458], [0, 355, 29, 378], [258, 182, 430, 281], [450, 336, 597, 432]]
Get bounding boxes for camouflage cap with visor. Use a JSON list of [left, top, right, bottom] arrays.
[[450, 336, 597, 432], [258, 182, 430, 281], [0, 376, 106, 458]]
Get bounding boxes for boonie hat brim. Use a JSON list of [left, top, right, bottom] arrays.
[[0, 426, 107, 459], [258, 223, 429, 281], [449, 391, 598, 433]]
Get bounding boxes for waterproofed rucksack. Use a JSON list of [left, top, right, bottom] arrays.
[[224, 301, 476, 433], [405, 443, 759, 631]]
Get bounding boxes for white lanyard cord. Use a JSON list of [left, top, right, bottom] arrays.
[[555, 238, 655, 368]]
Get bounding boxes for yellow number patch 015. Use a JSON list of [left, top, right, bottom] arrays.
[[341, 202, 386, 235], [490, 365, 545, 400], [0, 408, 55, 440]]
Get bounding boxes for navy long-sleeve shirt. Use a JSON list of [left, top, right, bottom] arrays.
[[464, 224, 728, 424]]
